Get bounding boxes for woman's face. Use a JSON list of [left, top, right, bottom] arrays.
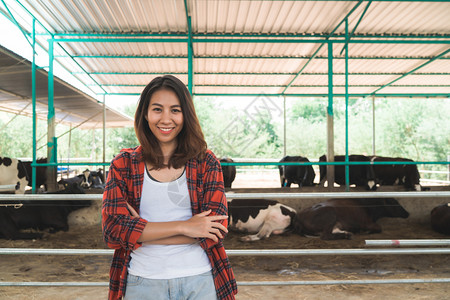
[[146, 89, 184, 150]]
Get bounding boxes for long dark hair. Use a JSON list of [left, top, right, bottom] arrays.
[[134, 75, 207, 169]]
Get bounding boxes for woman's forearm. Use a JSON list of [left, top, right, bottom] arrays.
[[137, 221, 186, 243], [143, 235, 197, 245], [135, 209, 228, 243]]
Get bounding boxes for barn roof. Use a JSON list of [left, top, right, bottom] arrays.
[[0, 0, 449, 101], [0, 45, 133, 129]]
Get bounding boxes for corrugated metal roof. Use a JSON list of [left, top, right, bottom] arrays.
[[0, 0, 449, 100], [0, 45, 133, 128]]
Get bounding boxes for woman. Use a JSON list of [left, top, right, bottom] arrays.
[[102, 75, 237, 300]]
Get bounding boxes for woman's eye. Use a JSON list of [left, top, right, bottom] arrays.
[[172, 109, 182, 113], [152, 108, 162, 112]]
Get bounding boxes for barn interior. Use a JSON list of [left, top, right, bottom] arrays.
[[0, 0, 449, 298]]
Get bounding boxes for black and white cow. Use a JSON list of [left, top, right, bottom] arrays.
[[220, 158, 236, 188], [0, 182, 89, 240], [0, 157, 28, 194], [80, 169, 105, 189], [21, 157, 48, 190], [228, 199, 298, 241], [369, 156, 427, 191], [430, 203, 450, 235], [294, 198, 409, 240], [319, 154, 376, 190], [59, 168, 105, 190], [279, 156, 315, 188]]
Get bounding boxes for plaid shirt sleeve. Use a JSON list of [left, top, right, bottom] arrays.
[[102, 148, 147, 300], [102, 150, 147, 251]]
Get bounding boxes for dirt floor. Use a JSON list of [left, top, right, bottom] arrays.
[[1, 173, 449, 299], [1, 218, 449, 299]]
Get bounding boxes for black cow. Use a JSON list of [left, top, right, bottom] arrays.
[[0, 157, 29, 194], [228, 199, 298, 241], [220, 158, 236, 188], [294, 198, 409, 240], [319, 154, 376, 190], [369, 156, 427, 191], [21, 157, 48, 190], [279, 156, 315, 188], [0, 182, 90, 240], [430, 203, 450, 235]]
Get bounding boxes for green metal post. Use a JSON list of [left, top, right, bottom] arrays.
[[103, 94, 106, 169], [188, 29, 193, 94], [184, 0, 193, 94], [345, 19, 350, 191], [32, 18, 37, 193], [327, 42, 335, 190], [283, 95, 286, 156], [47, 39, 57, 192], [372, 96, 376, 155]]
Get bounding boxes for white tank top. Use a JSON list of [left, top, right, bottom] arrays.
[[128, 169, 211, 279]]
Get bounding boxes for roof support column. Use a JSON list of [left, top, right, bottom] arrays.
[[344, 19, 350, 191], [32, 18, 37, 193], [283, 95, 286, 157], [372, 96, 376, 156], [184, 0, 194, 95], [102, 94, 106, 170], [327, 42, 335, 191], [46, 39, 58, 192]]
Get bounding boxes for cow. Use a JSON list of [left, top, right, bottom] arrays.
[[59, 168, 105, 190], [0, 182, 90, 240], [228, 199, 298, 241], [0, 157, 28, 194], [369, 156, 427, 191], [21, 157, 48, 190], [220, 158, 236, 188], [430, 203, 450, 235], [319, 154, 376, 190], [293, 198, 409, 240], [279, 156, 315, 188], [80, 168, 105, 189]]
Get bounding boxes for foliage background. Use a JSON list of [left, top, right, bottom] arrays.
[[0, 97, 449, 180]]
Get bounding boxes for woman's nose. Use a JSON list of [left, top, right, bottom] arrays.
[[160, 110, 171, 122]]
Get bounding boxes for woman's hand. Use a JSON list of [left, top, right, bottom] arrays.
[[183, 209, 228, 242]]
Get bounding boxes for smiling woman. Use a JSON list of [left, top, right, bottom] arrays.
[[102, 75, 237, 300]]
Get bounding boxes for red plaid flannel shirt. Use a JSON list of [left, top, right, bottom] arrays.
[[102, 146, 237, 300]]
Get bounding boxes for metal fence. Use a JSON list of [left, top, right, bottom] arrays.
[[1, 192, 449, 288]]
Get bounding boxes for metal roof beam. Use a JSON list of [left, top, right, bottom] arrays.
[[370, 47, 450, 95], [281, 0, 365, 95], [75, 71, 450, 76], [192, 93, 450, 98], [50, 32, 450, 39], [68, 54, 450, 60], [105, 92, 450, 98], [52, 38, 450, 44], [340, 0, 372, 55], [96, 84, 450, 89], [192, 38, 450, 44]]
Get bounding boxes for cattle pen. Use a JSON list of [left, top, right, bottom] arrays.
[[1, 188, 450, 299], [1, 0, 449, 299]]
